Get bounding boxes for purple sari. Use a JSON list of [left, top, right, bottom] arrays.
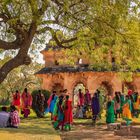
[[91, 93, 100, 115]]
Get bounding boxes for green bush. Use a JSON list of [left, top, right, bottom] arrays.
[[31, 89, 51, 117]]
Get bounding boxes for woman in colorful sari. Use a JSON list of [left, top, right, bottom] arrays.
[[114, 92, 121, 119], [44, 91, 56, 113], [106, 96, 115, 124], [64, 95, 73, 130], [118, 92, 125, 115], [122, 95, 132, 126], [78, 89, 84, 107], [49, 94, 58, 120], [52, 95, 59, 128], [35, 90, 45, 118], [21, 88, 32, 118], [84, 89, 91, 106], [12, 90, 21, 111], [56, 95, 64, 130], [91, 92, 100, 125]]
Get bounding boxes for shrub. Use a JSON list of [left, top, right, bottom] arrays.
[[31, 89, 51, 117]]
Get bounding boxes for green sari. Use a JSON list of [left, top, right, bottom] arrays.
[[106, 100, 115, 124]]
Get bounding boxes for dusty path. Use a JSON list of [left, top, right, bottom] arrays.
[[60, 125, 138, 140]]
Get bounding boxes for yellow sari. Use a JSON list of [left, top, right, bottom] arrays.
[[122, 102, 132, 120]]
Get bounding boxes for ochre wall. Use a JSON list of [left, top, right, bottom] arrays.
[[37, 72, 140, 100]]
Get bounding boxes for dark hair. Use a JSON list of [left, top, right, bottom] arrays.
[[94, 92, 98, 98], [59, 95, 64, 99], [10, 105, 16, 112], [63, 89, 67, 93], [115, 92, 118, 96], [59, 90, 63, 93], [53, 91, 56, 93], [52, 93, 55, 100], [66, 95, 69, 100], [2, 106, 7, 112], [115, 93, 120, 103], [15, 90, 19, 100], [59, 98, 63, 106], [135, 92, 138, 102], [24, 88, 27, 93], [129, 94, 134, 102], [118, 92, 121, 96], [125, 95, 129, 100], [79, 89, 81, 92], [107, 101, 111, 108], [96, 89, 100, 94]]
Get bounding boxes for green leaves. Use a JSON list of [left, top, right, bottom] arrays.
[[0, 0, 140, 84]]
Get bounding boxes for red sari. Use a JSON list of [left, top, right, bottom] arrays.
[[21, 92, 32, 108], [12, 93, 21, 108], [64, 100, 73, 124], [78, 92, 84, 106]]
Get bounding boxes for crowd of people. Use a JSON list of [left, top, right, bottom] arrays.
[[45, 90, 73, 131], [0, 88, 33, 128], [74, 88, 140, 126], [0, 87, 140, 130]]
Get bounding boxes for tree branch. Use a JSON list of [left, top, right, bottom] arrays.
[[0, 53, 31, 84], [61, 37, 77, 44], [36, 26, 74, 48], [0, 39, 20, 50]]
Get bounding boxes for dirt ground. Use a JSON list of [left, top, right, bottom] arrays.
[[60, 124, 139, 140]]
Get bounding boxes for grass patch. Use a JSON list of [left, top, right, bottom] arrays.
[[0, 114, 60, 140]]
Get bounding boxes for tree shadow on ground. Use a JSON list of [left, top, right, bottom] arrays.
[[0, 117, 57, 136]]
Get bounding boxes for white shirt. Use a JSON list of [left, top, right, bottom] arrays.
[[0, 111, 10, 127], [79, 58, 82, 64]]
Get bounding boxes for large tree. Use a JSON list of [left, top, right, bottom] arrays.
[[0, 62, 42, 104], [0, 0, 140, 83]]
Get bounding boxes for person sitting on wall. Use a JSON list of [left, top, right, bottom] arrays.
[[0, 106, 10, 128]]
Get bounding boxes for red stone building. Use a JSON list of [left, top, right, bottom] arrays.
[[36, 46, 140, 99]]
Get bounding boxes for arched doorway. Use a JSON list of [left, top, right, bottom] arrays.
[[97, 81, 113, 117], [122, 82, 136, 94], [98, 81, 113, 96], [52, 83, 63, 95], [73, 83, 86, 107]]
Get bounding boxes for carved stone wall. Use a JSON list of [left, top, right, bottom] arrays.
[[37, 71, 140, 100]]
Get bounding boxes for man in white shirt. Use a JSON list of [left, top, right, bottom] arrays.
[[0, 106, 10, 127]]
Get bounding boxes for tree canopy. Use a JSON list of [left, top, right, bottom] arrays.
[[0, 0, 140, 83]]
